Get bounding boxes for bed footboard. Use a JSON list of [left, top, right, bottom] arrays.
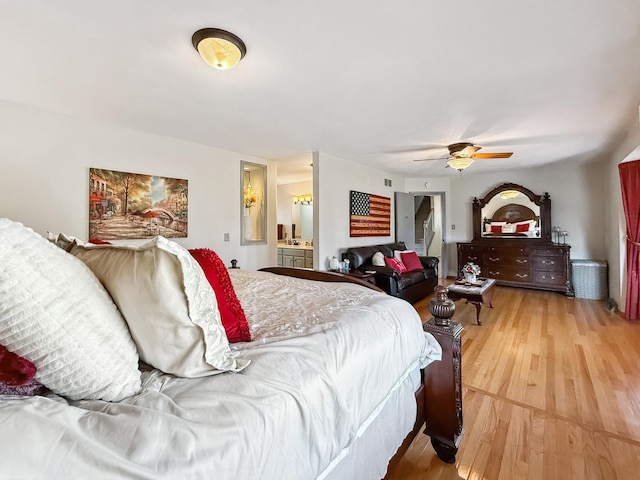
[[422, 319, 464, 463], [258, 266, 384, 292]]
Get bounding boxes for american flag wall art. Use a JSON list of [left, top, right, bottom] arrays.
[[349, 191, 391, 237]]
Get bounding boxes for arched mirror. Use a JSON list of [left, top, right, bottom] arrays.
[[472, 183, 552, 243]]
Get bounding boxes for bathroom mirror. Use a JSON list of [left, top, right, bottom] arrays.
[[241, 161, 267, 245]]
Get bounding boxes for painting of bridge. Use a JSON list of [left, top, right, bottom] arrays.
[[89, 168, 188, 240]]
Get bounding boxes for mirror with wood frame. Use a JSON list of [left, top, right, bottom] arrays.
[[472, 183, 552, 243]]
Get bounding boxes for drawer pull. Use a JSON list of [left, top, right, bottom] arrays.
[[468, 256, 478, 261], [542, 275, 555, 280], [541, 260, 556, 265], [489, 270, 500, 275], [488, 257, 500, 262], [516, 259, 528, 264], [515, 274, 528, 278]]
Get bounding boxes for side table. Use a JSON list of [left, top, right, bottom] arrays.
[[344, 270, 376, 286], [423, 318, 464, 464]]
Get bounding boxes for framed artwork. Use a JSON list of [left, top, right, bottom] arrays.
[[349, 190, 391, 237], [89, 168, 188, 241]]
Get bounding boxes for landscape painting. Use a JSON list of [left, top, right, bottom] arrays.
[[89, 168, 188, 240]]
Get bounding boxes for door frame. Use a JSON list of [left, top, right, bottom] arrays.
[[411, 190, 447, 280]]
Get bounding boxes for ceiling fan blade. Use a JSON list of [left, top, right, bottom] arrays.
[[412, 156, 448, 162], [472, 152, 513, 159]]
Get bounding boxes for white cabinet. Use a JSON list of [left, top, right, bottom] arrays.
[[277, 248, 313, 269]]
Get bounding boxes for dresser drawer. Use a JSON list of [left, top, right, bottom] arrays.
[[532, 270, 566, 287], [485, 254, 529, 267], [485, 266, 530, 283], [530, 246, 565, 257], [531, 256, 564, 272], [458, 245, 485, 262], [487, 245, 528, 255]]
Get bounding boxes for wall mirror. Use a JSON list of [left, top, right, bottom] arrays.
[[472, 183, 552, 243], [241, 161, 267, 245], [291, 201, 313, 240]]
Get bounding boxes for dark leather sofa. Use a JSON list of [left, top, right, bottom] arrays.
[[344, 241, 439, 304]]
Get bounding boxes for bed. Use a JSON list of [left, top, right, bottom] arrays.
[[0, 218, 452, 479], [482, 203, 540, 238]]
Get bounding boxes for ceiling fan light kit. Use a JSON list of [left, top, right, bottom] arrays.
[[447, 157, 475, 172], [192, 28, 247, 70]]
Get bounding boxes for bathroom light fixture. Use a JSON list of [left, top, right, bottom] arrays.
[[192, 28, 247, 70], [446, 157, 474, 172], [293, 194, 313, 205]]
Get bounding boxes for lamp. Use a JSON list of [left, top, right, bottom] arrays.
[[192, 28, 247, 70], [447, 157, 474, 172]]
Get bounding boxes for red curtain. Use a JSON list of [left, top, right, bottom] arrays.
[[619, 160, 640, 320]]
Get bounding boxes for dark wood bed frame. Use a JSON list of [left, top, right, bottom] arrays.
[[259, 267, 463, 470]]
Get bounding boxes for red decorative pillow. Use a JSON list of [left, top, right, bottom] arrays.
[[400, 251, 424, 272], [384, 255, 407, 273], [88, 238, 112, 245], [0, 344, 37, 386], [491, 224, 502, 233], [515, 222, 530, 233], [189, 248, 251, 343]]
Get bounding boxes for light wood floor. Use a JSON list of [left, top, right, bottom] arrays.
[[387, 285, 640, 480]]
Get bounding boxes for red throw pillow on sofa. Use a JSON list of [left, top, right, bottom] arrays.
[[384, 256, 407, 273], [400, 251, 423, 272], [189, 248, 251, 343]]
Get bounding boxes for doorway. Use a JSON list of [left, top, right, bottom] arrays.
[[394, 191, 446, 280]]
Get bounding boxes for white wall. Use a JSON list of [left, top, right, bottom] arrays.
[[0, 100, 276, 270], [314, 151, 403, 270]]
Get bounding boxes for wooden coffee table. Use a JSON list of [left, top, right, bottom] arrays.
[[446, 278, 496, 325]]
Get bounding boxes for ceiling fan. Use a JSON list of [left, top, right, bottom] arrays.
[[413, 142, 513, 171]]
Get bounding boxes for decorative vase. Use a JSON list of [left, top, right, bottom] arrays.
[[464, 272, 477, 284], [243, 208, 252, 241], [329, 256, 340, 271], [429, 285, 456, 326]]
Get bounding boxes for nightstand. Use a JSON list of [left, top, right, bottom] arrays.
[[344, 270, 376, 286]]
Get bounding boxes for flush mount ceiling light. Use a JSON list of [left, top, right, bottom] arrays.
[[192, 28, 247, 70], [447, 157, 474, 172]]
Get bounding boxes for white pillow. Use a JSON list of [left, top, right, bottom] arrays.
[[0, 218, 141, 401], [372, 251, 385, 266], [394, 249, 414, 261], [71, 236, 250, 378], [502, 223, 516, 234]]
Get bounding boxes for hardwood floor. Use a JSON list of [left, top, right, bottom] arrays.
[[387, 285, 640, 480]]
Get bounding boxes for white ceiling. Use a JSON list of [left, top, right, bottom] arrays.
[[1, 1, 639, 179]]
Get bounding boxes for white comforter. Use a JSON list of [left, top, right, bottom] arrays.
[[0, 270, 441, 480]]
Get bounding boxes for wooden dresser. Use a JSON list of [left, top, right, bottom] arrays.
[[458, 241, 573, 295], [459, 182, 574, 297]]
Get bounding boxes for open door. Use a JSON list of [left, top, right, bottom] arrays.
[[394, 192, 415, 248], [395, 191, 446, 280]]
